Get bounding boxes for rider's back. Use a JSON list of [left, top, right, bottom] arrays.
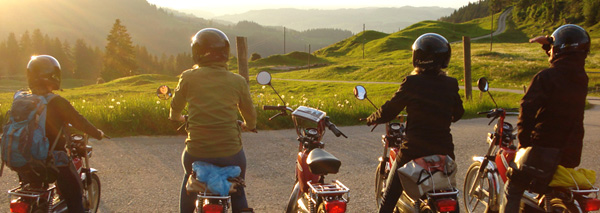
[[171, 66, 256, 158]]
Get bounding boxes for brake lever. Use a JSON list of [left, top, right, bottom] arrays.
[[488, 115, 498, 126], [269, 112, 285, 121], [370, 123, 379, 132]]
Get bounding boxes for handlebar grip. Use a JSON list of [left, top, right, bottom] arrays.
[[326, 122, 347, 138], [263, 105, 286, 111], [477, 111, 488, 115]]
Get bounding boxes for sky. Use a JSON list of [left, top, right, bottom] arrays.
[[146, 0, 477, 16]]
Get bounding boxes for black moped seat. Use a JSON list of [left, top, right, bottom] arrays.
[[307, 148, 341, 175]]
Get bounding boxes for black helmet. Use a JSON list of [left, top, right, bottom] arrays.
[[550, 24, 590, 60], [412, 33, 451, 69], [27, 55, 61, 91], [191, 28, 230, 65]]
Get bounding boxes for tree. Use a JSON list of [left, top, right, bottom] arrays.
[[102, 19, 137, 81], [250, 52, 262, 61], [6, 33, 21, 76]]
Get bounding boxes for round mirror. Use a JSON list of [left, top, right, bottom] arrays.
[[156, 85, 172, 100], [477, 77, 489, 92], [256, 71, 272, 85], [353, 85, 367, 100]]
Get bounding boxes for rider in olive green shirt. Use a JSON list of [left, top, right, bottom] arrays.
[[171, 28, 256, 213], [170, 63, 256, 158]]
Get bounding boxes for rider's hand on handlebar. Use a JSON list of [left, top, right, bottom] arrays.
[[98, 129, 105, 140], [529, 35, 552, 45], [238, 120, 258, 133], [170, 115, 187, 122]]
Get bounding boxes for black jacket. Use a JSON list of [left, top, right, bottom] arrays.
[[45, 95, 102, 151], [367, 72, 464, 161], [517, 54, 588, 168]]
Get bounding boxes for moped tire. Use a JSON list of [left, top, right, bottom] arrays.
[[84, 173, 101, 213], [550, 198, 580, 213], [375, 162, 386, 209], [464, 161, 497, 213], [286, 182, 301, 213]]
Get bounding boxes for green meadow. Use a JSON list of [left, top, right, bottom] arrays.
[[2, 10, 598, 136]]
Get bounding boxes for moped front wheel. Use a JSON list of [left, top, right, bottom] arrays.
[[375, 162, 386, 209], [84, 173, 101, 213], [464, 161, 497, 213], [286, 182, 301, 213]]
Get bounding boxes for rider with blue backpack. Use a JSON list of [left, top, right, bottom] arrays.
[[1, 55, 104, 213]]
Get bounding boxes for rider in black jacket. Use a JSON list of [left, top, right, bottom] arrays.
[[367, 33, 464, 213], [500, 24, 590, 213], [28, 55, 104, 213]]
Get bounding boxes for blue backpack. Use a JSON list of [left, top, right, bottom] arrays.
[[1, 90, 59, 178]]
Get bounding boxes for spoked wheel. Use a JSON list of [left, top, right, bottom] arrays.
[[83, 173, 101, 213], [286, 182, 301, 213], [375, 162, 387, 209], [463, 161, 497, 213]]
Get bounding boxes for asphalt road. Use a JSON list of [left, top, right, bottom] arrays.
[[2, 98, 599, 213]]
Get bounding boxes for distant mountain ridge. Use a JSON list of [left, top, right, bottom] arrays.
[[213, 7, 455, 33], [0, 0, 352, 57]]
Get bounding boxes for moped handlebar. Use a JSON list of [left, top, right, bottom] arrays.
[[262, 105, 291, 111], [324, 118, 347, 138]]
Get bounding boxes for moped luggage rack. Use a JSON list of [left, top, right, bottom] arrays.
[[307, 180, 350, 202], [197, 191, 231, 201], [8, 185, 54, 203]]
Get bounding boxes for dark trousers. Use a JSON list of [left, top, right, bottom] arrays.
[[500, 170, 533, 213], [56, 162, 85, 213], [179, 149, 248, 213], [379, 156, 412, 213]]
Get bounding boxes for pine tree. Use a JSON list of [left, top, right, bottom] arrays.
[[6, 33, 21, 77], [102, 19, 137, 81]]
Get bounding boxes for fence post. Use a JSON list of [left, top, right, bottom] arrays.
[[464, 36, 472, 100], [236, 36, 249, 82]]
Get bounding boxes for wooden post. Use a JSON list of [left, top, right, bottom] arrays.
[[283, 27, 286, 54], [464, 36, 472, 100], [236, 36, 249, 82], [308, 44, 311, 72], [490, 12, 494, 52], [362, 24, 365, 59]]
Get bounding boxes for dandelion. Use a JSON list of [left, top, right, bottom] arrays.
[[345, 100, 349, 104], [116, 102, 121, 105], [281, 95, 285, 99], [156, 101, 161, 104], [82, 100, 86, 103], [111, 98, 115, 102], [132, 113, 135, 117], [290, 96, 294, 99], [81, 106, 85, 109], [108, 105, 114, 109], [334, 94, 338, 97], [262, 86, 266, 89]]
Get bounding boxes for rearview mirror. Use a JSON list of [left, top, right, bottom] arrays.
[[353, 85, 367, 100], [477, 78, 489, 92], [256, 71, 272, 85], [157, 85, 172, 100]]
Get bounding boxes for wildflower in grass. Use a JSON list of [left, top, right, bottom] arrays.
[[111, 98, 115, 102], [108, 105, 114, 109], [290, 96, 294, 99], [156, 101, 160, 104], [262, 86, 266, 89], [116, 102, 121, 105], [82, 100, 86, 103], [345, 100, 349, 104], [281, 95, 285, 99]]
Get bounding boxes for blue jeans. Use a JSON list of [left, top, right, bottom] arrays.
[[179, 149, 248, 213]]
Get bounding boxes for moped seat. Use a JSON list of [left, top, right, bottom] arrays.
[[307, 148, 341, 175]]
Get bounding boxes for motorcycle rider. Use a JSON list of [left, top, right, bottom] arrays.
[[366, 33, 464, 213], [500, 24, 590, 213], [169, 28, 257, 213], [26, 55, 105, 213]]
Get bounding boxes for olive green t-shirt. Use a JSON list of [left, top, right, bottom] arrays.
[[170, 64, 256, 158]]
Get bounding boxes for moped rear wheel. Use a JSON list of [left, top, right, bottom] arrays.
[[375, 162, 386, 209], [286, 182, 301, 213], [464, 161, 497, 213], [84, 173, 101, 213]]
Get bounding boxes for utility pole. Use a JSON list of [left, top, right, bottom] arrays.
[[464, 36, 472, 100], [236, 37, 249, 82], [283, 27, 286, 54], [490, 12, 494, 52]]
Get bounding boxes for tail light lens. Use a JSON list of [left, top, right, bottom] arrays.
[[202, 204, 224, 213], [580, 198, 600, 212], [10, 200, 30, 213], [435, 198, 457, 212], [325, 200, 347, 213]]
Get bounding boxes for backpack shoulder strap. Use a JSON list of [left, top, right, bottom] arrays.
[[43, 93, 59, 104], [48, 125, 64, 154]]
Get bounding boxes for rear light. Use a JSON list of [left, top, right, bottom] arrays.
[[580, 198, 600, 212], [202, 204, 224, 213], [10, 200, 30, 213], [435, 198, 457, 212], [325, 200, 347, 213]]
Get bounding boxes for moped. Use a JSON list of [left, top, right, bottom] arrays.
[[463, 77, 600, 213], [257, 71, 350, 213], [7, 130, 103, 213], [353, 85, 459, 213]]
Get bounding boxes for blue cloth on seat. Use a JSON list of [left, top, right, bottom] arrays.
[[192, 161, 241, 196]]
